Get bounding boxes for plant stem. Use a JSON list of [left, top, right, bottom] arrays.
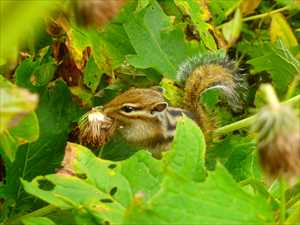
[[260, 84, 280, 109], [243, 6, 289, 22], [7, 205, 57, 225], [217, 6, 290, 29], [279, 177, 286, 225], [214, 94, 300, 135]]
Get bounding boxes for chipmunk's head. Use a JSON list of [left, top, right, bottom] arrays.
[[103, 88, 168, 123], [103, 88, 169, 149]]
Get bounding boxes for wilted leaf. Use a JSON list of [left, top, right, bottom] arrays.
[[222, 8, 242, 47], [65, 23, 134, 75], [270, 12, 298, 47], [240, 0, 261, 15], [174, 0, 217, 50]]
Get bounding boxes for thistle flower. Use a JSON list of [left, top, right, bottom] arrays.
[[78, 107, 116, 148], [252, 85, 300, 181]]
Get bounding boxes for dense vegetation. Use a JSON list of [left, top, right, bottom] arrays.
[[0, 0, 299, 224]]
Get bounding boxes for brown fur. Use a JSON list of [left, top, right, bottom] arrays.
[[184, 64, 236, 139]]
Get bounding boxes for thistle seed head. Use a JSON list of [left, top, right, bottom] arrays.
[[78, 107, 116, 148], [252, 104, 300, 181]]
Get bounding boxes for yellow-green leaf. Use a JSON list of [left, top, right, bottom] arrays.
[[270, 12, 298, 47], [240, 0, 261, 15], [222, 8, 242, 47]]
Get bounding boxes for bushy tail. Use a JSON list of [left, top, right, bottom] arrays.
[[176, 51, 246, 136]]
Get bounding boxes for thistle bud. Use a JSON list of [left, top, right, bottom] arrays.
[[78, 107, 116, 148], [252, 85, 300, 181]]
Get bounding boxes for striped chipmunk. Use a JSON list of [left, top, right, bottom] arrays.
[[79, 52, 245, 158]]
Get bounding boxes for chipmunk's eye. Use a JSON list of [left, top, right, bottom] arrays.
[[121, 105, 136, 113]]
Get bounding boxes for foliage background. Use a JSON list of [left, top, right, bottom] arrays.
[[0, 0, 299, 224]]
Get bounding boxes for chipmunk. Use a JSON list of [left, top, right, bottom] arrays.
[[79, 52, 245, 158]]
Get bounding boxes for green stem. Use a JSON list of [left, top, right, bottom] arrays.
[[260, 84, 280, 109], [214, 94, 300, 135], [243, 6, 290, 22], [7, 205, 57, 225], [279, 177, 286, 225], [217, 6, 290, 29]]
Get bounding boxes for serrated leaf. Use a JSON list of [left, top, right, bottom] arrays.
[[248, 40, 300, 95], [124, 1, 203, 79], [124, 164, 274, 224], [65, 24, 134, 75], [270, 12, 298, 47]]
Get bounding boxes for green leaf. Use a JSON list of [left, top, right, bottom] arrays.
[[248, 40, 300, 95], [22, 117, 273, 224], [0, 79, 38, 131], [22, 217, 56, 225], [164, 116, 206, 182], [66, 23, 134, 74], [22, 143, 162, 224], [3, 81, 82, 215], [0, 1, 57, 61], [0, 77, 39, 161], [83, 57, 102, 93], [124, 1, 203, 79], [208, 135, 262, 182], [10, 112, 39, 144], [222, 8, 242, 46], [270, 13, 298, 47], [15, 53, 57, 92], [124, 164, 274, 224], [0, 113, 39, 161], [208, 0, 241, 24]]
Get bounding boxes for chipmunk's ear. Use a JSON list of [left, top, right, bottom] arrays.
[[151, 86, 165, 93], [151, 102, 168, 112]]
